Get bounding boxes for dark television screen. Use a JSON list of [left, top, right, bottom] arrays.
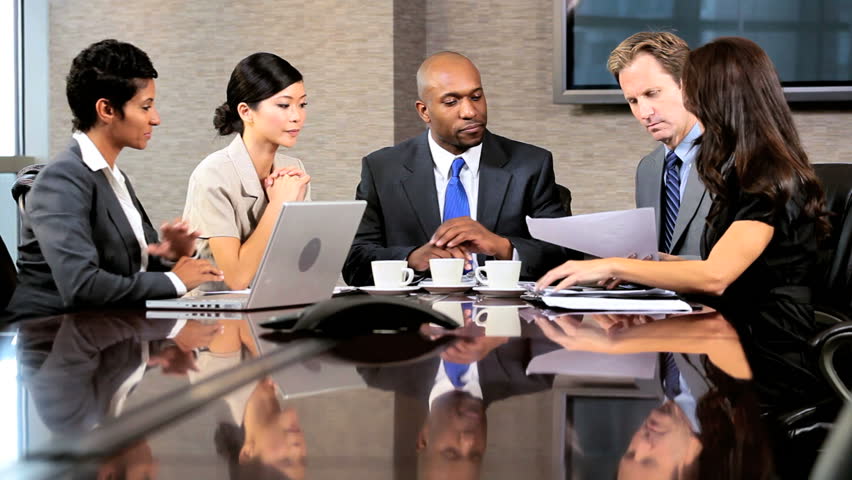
[[555, 0, 852, 103]]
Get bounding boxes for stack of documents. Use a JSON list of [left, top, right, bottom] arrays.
[[540, 286, 692, 312]]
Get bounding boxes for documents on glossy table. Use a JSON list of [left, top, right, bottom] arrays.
[[5, 292, 840, 479]]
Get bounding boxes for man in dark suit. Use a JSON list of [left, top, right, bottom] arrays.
[[607, 32, 711, 258], [343, 51, 572, 286]]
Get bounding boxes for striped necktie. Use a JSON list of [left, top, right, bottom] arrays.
[[443, 157, 470, 221], [661, 150, 682, 253], [661, 352, 683, 400]]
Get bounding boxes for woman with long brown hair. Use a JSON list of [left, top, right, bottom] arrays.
[[536, 37, 828, 340]]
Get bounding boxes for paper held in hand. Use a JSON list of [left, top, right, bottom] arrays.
[[526, 207, 659, 260]]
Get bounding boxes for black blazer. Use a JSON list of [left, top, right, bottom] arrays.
[[343, 130, 573, 286], [6, 140, 177, 320]]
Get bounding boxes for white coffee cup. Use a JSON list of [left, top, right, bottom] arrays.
[[474, 260, 521, 289], [431, 301, 466, 327], [371, 260, 415, 288], [429, 258, 464, 285], [474, 306, 522, 336]]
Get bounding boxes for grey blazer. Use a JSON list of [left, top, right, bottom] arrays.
[[343, 130, 574, 286], [635, 144, 712, 258], [6, 140, 177, 320]]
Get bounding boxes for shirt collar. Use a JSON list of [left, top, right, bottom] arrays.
[[427, 129, 482, 180], [72, 131, 112, 172], [665, 122, 702, 167]]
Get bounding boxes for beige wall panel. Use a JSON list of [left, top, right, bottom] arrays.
[[49, 0, 395, 225]]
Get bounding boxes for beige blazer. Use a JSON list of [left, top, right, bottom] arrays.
[[183, 134, 311, 270]]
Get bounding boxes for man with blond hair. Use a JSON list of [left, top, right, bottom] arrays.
[[608, 32, 711, 258]]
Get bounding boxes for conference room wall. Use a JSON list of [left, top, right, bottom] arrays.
[[47, 1, 851, 226]]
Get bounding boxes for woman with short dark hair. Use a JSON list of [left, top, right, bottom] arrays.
[[183, 52, 311, 291], [6, 39, 222, 320]]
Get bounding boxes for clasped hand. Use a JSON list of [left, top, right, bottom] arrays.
[[407, 216, 511, 271], [264, 166, 310, 204]]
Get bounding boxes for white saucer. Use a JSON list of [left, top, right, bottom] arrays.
[[359, 286, 421, 296], [420, 281, 475, 294], [473, 286, 527, 297]]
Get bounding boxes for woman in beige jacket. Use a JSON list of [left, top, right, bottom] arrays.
[[184, 53, 312, 290]]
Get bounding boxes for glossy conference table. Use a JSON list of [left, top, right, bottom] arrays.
[[1, 290, 845, 479]]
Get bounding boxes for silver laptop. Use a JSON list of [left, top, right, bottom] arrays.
[[146, 200, 366, 311]]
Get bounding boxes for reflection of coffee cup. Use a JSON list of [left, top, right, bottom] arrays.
[[432, 302, 466, 327], [429, 258, 464, 285], [371, 260, 414, 288], [474, 306, 522, 336], [474, 260, 521, 289]]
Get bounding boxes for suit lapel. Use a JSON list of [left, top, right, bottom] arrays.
[[400, 132, 442, 238], [477, 132, 511, 233], [92, 171, 140, 271], [671, 164, 707, 251], [124, 175, 158, 244]]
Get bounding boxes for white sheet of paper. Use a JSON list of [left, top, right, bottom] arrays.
[[527, 349, 657, 379], [526, 207, 659, 260], [542, 295, 692, 312]]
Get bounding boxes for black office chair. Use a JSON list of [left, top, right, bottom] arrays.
[[809, 163, 852, 399], [3, 164, 42, 313], [0, 235, 15, 311], [556, 183, 572, 216], [813, 163, 852, 322], [771, 164, 852, 475], [12, 164, 44, 241]]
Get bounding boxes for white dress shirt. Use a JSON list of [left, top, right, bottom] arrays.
[[428, 130, 482, 221], [72, 131, 186, 295], [429, 360, 483, 410], [663, 122, 702, 202], [427, 130, 519, 262]]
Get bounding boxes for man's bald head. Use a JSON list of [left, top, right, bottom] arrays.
[[416, 51, 480, 100], [414, 52, 487, 155]]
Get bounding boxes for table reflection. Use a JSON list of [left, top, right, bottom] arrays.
[[9, 294, 846, 479]]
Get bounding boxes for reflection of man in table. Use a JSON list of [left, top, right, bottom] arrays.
[[617, 399, 701, 480], [359, 320, 554, 479]]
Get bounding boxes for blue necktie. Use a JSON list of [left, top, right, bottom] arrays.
[[661, 352, 682, 400], [443, 157, 470, 222], [661, 151, 682, 253], [444, 361, 470, 389], [443, 158, 472, 273], [443, 302, 474, 388]]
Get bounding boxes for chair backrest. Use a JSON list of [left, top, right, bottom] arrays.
[[556, 184, 573, 216], [813, 163, 852, 312], [0, 235, 15, 311]]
